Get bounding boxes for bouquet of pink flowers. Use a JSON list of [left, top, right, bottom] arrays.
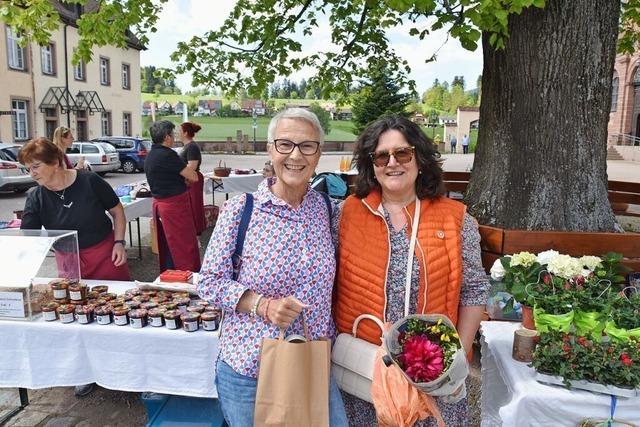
[[384, 314, 469, 402]]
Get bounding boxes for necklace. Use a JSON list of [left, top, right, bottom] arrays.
[[52, 173, 73, 208]]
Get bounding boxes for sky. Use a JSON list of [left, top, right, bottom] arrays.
[[140, 0, 484, 96]]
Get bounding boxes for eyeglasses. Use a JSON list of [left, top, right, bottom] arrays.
[[369, 146, 416, 167], [273, 139, 320, 156]]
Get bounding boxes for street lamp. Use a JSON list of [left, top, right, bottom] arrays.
[[252, 108, 257, 152]]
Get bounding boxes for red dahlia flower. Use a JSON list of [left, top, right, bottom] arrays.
[[398, 335, 445, 382], [620, 353, 633, 367]]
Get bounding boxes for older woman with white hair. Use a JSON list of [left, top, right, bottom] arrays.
[[197, 108, 347, 426]]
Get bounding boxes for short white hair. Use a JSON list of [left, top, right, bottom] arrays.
[[267, 108, 325, 144]]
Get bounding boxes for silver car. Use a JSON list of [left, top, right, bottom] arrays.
[[66, 142, 120, 175], [0, 143, 35, 193]]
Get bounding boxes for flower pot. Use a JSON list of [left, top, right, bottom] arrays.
[[522, 305, 535, 330]]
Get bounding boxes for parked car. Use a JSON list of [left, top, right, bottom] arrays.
[[91, 136, 151, 173], [66, 142, 120, 175], [0, 143, 21, 162], [0, 143, 36, 193]]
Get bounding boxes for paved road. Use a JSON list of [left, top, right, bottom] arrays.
[[3, 153, 638, 221]]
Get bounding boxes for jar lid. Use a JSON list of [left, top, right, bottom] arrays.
[[75, 305, 95, 314], [147, 308, 162, 317], [180, 312, 200, 321], [113, 306, 131, 315], [141, 302, 159, 310], [163, 309, 180, 319], [94, 306, 112, 315], [57, 304, 75, 314], [187, 306, 204, 313], [129, 308, 148, 318], [42, 301, 60, 311], [125, 300, 141, 309], [200, 311, 218, 321], [49, 280, 68, 289], [174, 297, 191, 305]]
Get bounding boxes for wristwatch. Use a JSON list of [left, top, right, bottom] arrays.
[[114, 239, 126, 246]]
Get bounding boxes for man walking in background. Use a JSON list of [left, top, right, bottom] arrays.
[[462, 134, 470, 154], [450, 134, 457, 153]]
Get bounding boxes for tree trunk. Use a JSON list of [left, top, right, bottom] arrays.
[[465, 0, 620, 231]]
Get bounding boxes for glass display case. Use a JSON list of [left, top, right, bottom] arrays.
[[0, 229, 79, 320]]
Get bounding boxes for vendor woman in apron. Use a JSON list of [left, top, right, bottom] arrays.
[[19, 137, 130, 281], [145, 120, 201, 272], [178, 121, 205, 235]]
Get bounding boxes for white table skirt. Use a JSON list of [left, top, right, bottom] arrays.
[[204, 173, 264, 195], [122, 197, 152, 221], [480, 321, 640, 426], [0, 279, 219, 398]]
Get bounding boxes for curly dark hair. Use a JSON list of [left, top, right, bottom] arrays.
[[353, 115, 444, 199]]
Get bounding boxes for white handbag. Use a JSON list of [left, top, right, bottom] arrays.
[[331, 314, 384, 403]]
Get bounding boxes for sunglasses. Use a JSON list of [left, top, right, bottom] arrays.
[[369, 146, 416, 167]]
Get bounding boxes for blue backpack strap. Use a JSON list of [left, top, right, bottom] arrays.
[[231, 193, 253, 280], [320, 191, 332, 219]]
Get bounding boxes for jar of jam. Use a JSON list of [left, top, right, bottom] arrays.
[[54, 297, 70, 305], [129, 309, 148, 328], [113, 306, 130, 326], [41, 302, 60, 321], [95, 306, 113, 325], [200, 311, 220, 331], [112, 296, 126, 306], [75, 305, 95, 324], [68, 283, 88, 301], [162, 302, 178, 311], [192, 300, 209, 308], [133, 295, 150, 304], [50, 280, 69, 299], [125, 300, 141, 309], [141, 301, 159, 311], [125, 287, 141, 296], [87, 291, 100, 300], [174, 297, 191, 313], [141, 290, 157, 298], [123, 293, 134, 301], [91, 285, 109, 295], [57, 304, 75, 323], [187, 305, 205, 314], [173, 292, 190, 299], [181, 312, 200, 332], [148, 308, 164, 327], [103, 292, 117, 301], [164, 310, 182, 330]]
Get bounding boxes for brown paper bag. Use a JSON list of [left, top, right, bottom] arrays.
[[254, 319, 331, 427]]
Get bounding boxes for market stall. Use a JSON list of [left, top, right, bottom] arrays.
[[204, 172, 264, 204], [0, 278, 220, 398], [480, 321, 640, 426]]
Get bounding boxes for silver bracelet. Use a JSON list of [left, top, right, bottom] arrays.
[[251, 295, 263, 318]]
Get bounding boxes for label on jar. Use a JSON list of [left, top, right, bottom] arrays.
[[60, 312, 74, 323], [166, 318, 177, 329], [97, 314, 111, 325], [202, 319, 218, 331], [76, 313, 89, 324], [149, 316, 163, 327], [53, 289, 67, 299], [183, 320, 198, 332], [130, 317, 144, 328], [114, 314, 128, 325], [43, 310, 57, 321], [69, 290, 82, 301]]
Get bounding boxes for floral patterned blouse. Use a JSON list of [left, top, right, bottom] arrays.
[[197, 177, 336, 378]]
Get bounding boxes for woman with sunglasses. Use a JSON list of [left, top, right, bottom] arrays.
[[333, 115, 489, 426], [198, 108, 347, 426], [52, 126, 85, 170]]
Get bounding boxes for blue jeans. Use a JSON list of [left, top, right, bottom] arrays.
[[216, 360, 348, 427]]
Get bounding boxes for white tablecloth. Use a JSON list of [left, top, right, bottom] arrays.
[[480, 321, 640, 426], [122, 197, 152, 221], [0, 279, 219, 398], [204, 173, 264, 195]]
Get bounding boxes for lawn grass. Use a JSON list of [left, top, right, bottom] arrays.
[[141, 115, 357, 141]]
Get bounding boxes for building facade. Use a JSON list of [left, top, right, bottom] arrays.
[[608, 52, 640, 143], [0, 2, 142, 145]]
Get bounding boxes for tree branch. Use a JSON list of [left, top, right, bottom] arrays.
[[218, 0, 313, 53], [338, 4, 370, 70]]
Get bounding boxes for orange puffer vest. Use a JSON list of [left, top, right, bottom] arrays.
[[335, 190, 466, 344]]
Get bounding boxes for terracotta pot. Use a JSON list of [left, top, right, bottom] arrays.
[[522, 305, 536, 330]]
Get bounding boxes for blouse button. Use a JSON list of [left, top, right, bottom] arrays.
[[436, 230, 445, 239]]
